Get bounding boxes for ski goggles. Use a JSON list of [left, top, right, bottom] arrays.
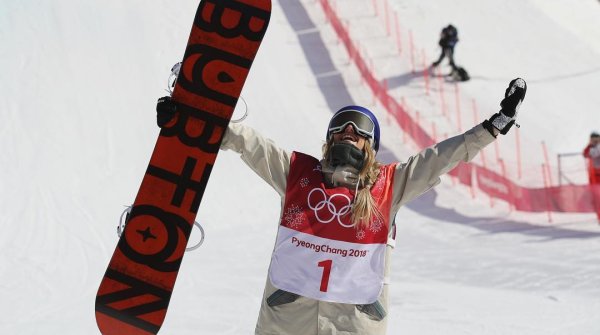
[[327, 110, 376, 139]]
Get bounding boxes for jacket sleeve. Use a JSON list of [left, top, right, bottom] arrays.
[[220, 123, 290, 196], [391, 123, 496, 209]]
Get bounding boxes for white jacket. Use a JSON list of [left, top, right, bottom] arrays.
[[221, 122, 496, 335]]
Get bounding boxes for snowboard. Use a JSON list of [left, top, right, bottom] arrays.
[[95, 1, 271, 334]]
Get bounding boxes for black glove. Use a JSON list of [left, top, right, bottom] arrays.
[[484, 78, 527, 136], [156, 96, 177, 128], [356, 300, 387, 321], [266, 289, 300, 307]]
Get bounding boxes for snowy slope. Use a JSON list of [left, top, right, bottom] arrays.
[[0, 0, 599, 334]]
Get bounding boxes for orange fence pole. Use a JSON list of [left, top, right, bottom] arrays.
[[516, 127, 522, 179], [454, 82, 461, 132], [409, 30, 415, 74], [384, 0, 390, 35], [542, 141, 553, 186], [499, 159, 513, 211], [422, 49, 430, 96], [415, 111, 420, 144], [494, 139, 501, 165], [394, 12, 402, 55], [438, 68, 447, 117], [542, 163, 553, 223]]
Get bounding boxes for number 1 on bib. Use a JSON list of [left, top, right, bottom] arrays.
[[318, 259, 333, 292]]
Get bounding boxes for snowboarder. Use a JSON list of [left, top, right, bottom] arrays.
[[431, 24, 459, 70], [156, 78, 527, 335]]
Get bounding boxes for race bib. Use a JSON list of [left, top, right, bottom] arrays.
[[268, 152, 395, 304], [269, 226, 386, 304]]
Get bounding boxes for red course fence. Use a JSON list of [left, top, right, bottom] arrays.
[[319, 0, 600, 221]]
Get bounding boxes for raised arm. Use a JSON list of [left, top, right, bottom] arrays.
[[391, 78, 526, 209], [220, 123, 291, 196], [155, 96, 291, 196], [392, 124, 495, 208]]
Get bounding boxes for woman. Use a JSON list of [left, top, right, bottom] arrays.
[[157, 78, 527, 335]]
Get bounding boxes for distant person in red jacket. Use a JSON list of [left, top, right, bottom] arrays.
[[583, 132, 600, 184]]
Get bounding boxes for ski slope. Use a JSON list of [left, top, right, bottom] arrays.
[[0, 0, 599, 334]]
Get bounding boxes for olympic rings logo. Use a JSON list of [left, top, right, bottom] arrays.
[[307, 188, 355, 228]]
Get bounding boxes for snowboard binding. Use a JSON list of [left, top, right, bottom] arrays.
[[117, 205, 205, 252]]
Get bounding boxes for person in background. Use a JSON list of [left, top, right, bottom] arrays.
[[431, 24, 459, 70], [583, 132, 600, 184], [155, 78, 527, 335]]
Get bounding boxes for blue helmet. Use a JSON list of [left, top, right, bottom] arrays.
[[327, 105, 381, 152]]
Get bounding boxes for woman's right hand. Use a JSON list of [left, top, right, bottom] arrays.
[[156, 96, 177, 128]]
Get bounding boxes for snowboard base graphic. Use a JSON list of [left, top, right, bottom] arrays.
[[95, 1, 271, 334]]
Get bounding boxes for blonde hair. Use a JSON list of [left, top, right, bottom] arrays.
[[322, 139, 383, 229]]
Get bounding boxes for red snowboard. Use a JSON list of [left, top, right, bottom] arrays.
[[95, 1, 271, 334]]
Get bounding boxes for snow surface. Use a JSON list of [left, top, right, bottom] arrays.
[[1, 0, 599, 334]]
